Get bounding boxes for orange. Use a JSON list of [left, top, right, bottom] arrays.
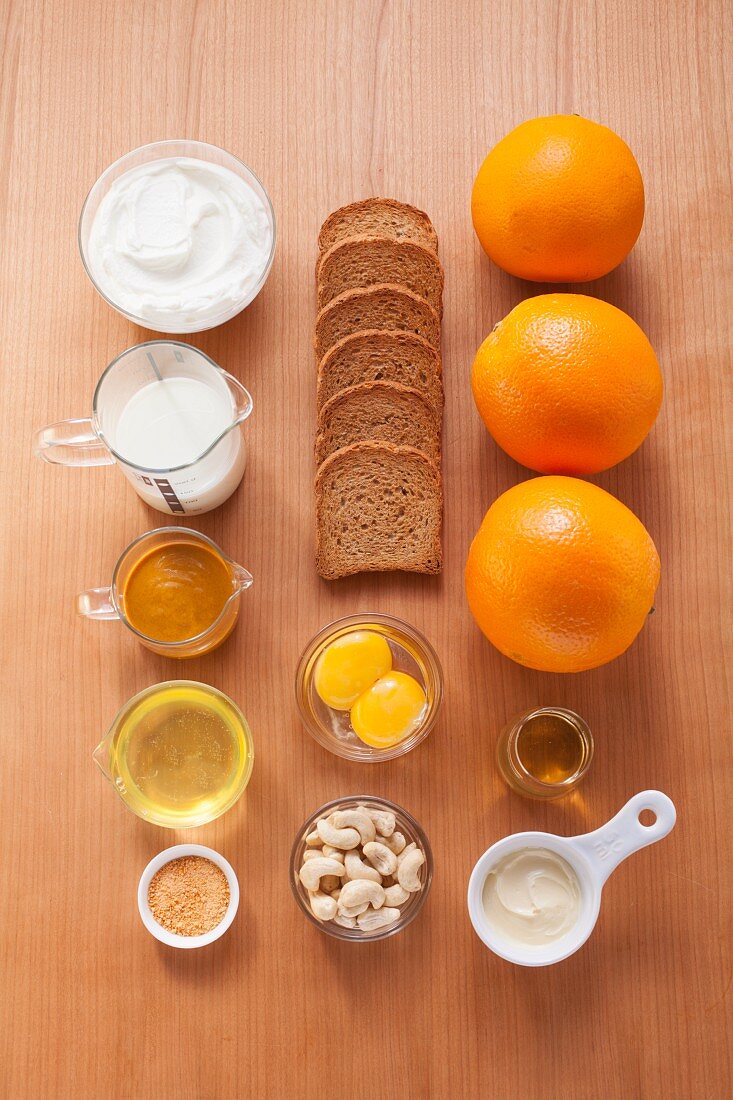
[[472, 115, 644, 282], [465, 477, 660, 673], [471, 294, 663, 474]]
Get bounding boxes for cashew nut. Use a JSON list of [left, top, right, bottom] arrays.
[[338, 878, 385, 912], [383, 883, 410, 906], [362, 841, 398, 877], [379, 830, 407, 855], [316, 819, 361, 850], [308, 891, 338, 922], [397, 848, 425, 892], [357, 907, 400, 931], [362, 806, 396, 837], [302, 848, 323, 862], [331, 809, 376, 845], [344, 850, 383, 884], [299, 856, 346, 892], [396, 842, 417, 866], [299, 804, 425, 933], [338, 900, 370, 917]]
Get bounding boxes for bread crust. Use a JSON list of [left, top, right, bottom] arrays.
[[315, 441, 443, 579], [315, 379, 441, 466], [314, 284, 441, 360], [316, 235, 444, 315], [318, 198, 438, 256], [316, 329, 443, 415]]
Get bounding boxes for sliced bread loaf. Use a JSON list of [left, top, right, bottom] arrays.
[[317, 329, 443, 414], [315, 380, 440, 466], [314, 284, 441, 360], [315, 441, 443, 579], [318, 198, 438, 256], [317, 236, 444, 315]]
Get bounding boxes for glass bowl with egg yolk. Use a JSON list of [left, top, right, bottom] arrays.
[[295, 614, 443, 761]]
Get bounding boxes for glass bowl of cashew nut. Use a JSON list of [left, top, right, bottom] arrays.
[[290, 795, 433, 941]]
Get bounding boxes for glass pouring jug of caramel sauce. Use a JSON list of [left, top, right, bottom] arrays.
[[78, 527, 253, 658]]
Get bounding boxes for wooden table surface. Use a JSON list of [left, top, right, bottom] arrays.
[[1, 1, 731, 1096]]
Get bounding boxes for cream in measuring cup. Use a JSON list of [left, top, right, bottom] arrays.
[[33, 340, 252, 515], [481, 848, 581, 947], [467, 790, 676, 966]]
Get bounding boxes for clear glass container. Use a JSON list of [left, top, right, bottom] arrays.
[[290, 796, 433, 941], [77, 527, 253, 658], [496, 706, 594, 800], [93, 681, 254, 828], [78, 139, 276, 333], [295, 614, 443, 762], [33, 340, 253, 515]]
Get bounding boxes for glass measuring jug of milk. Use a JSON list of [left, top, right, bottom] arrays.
[[33, 341, 253, 515]]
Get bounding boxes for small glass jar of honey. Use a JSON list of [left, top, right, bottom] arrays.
[[496, 707, 593, 800]]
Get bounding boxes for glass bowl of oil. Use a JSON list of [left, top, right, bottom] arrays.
[[93, 681, 254, 827], [295, 614, 443, 761], [290, 795, 433, 941]]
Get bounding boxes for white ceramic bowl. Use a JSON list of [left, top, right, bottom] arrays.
[[467, 791, 676, 967], [138, 843, 239, 948]]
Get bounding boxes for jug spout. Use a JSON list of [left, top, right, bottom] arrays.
[[92, 739, 113, 782], [223, 371, 254, 425], [231, 563, 254, 594]]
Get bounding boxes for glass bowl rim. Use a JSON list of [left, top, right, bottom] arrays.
[[289, 793, 433, 941], [77, 138, 277, 331], [99, 679, 254, 828], [294, 612, 444, 762]]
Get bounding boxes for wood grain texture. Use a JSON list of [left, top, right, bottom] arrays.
[[1, 1, 731, 1096]]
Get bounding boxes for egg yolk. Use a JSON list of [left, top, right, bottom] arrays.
[[313, 630, 393, 709], [350, 671, 427, 748]]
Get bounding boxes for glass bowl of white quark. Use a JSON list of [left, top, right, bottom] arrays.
[[78, 139, 276, 334]]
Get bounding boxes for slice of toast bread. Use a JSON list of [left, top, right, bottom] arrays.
[[317, 236, 444, 315], [314, 284, 441, 360], [317, 329, 443, 415], [315, 441, 443, 578], [315, 380, 441, 466], [318, 198, 438, 256]]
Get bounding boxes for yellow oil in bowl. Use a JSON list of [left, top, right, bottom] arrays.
[[94, 681, 254, 827]]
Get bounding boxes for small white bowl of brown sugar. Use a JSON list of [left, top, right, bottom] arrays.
[[138, 845, 239, 948]]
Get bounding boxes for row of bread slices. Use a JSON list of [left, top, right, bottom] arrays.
[[313, 198, 445, 580]]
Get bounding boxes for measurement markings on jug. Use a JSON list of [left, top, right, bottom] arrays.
[[153, 479, 185, 514]]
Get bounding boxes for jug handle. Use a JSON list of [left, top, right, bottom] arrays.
[[571, 790, 677, 886], [33, 418, 115, 467], [222, 373, 254, 425], [77, 587, 119, 621]]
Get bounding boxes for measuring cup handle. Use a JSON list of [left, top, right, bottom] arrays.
[[77, 587, 119, 621], [223, 372, 254, 425], [33, 418, 114, 467], [572, 791, 677, 885]]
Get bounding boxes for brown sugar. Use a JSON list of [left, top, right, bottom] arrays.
[[148, 856, 230, 936]]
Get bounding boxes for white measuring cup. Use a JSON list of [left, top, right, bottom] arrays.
[[33, 340, 253, 515], [467, 790, 676, 966]]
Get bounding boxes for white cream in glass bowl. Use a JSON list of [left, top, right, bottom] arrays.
[[79, 140, 275, 333]]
